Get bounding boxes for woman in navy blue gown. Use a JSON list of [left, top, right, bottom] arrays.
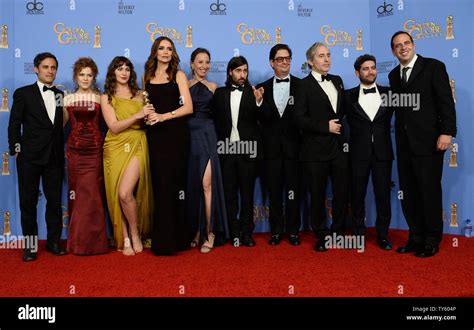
[[187, 48, 228, 253]]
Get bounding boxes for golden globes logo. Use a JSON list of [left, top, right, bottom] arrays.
[[446, 15, 454, 39], [450, 203, 458, 227], [1, 24, 8, 49], [448, 143, 458, 168], [53, 23, 92, 45], [62, 206, 69, 228], [403, 19, 442, 40], [3, 211, 11, 235], [2, 152, 10, 175], [146, 23, 184, 43], [320, 25, 354, 47], [1, 88, 8, 112], [236, 23, 277, 45]]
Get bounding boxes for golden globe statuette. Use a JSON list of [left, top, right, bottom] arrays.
[[1, 24, 7, 49], [450, 203, 458, 227], [143, 91, 154, 125], [356, 29, 363, 50], [93, 25, 101, 48], [275, 27, 281, 44], [186, 26, 193, 48], [2, 152, 10, 176], [448, 143, 458, 168], [446, 15, 454, 40], [3, 211, 11, 235], [450, 79, 456, 103], [62, 206, 69, 228], [1, 88, 8, 112]]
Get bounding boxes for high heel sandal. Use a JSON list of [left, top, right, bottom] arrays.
[[131, 234, 143, 253], [200, 233, 215, 254], [190, 232, 200, 248], [122, 238, 135, 256]]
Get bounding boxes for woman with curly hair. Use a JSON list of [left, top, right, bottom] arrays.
[[143, 36, 193, 255], [101, 56, 154, 256], [64, 57, 108, 255]]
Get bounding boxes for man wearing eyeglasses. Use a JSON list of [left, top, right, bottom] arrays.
[[256, 44, 302, 246], [294, 42, 349, 252], [388, 31, 456, 258]]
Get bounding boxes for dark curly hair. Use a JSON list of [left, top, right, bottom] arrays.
[[144, 36, 180, 84], [72, 57, 99, 93], [104, 56, 139, 104]]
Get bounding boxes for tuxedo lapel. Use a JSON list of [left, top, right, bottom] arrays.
[[372, 85, 389, 121], [331, 75, 343, 115], [308, 73, 332, 107], [405, 55, 423, 88], [32, 84, 52, 124], [224, 87, 232, 124], [265, 80, 279, 117], [237, 85, 250, 123], [352, 87, 371, 121]]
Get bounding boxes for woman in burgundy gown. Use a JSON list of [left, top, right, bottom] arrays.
[[64, 57, 108, 255]]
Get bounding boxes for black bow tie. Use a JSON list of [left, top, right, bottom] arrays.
[[276, 78, 289, 83], [321, 75, 331, 82], [363, 87, 376, 94], [43, 85, 56, 92], [231, 85, 244, 92]]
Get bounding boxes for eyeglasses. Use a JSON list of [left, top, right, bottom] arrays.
[[394, 40, 412, 50], [273, 56, 292, 63]]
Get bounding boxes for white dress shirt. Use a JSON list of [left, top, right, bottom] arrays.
[[230, 87, 243, 143], [358, 83, 381, 122], [37, 81, 56, 124], [311, 71, 338, 113], [400, 54, 418, 82], [273, 75, 290, 117]]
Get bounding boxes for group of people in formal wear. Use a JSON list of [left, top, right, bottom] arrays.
[[8, 30, 456, 261]]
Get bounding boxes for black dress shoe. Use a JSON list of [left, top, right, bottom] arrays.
[[23, 249, 37, 262], [241, 235, 256, 247], [46, 242, 67, 256], [415, 245, 439, 258], [377, 239, 393, 250], [396, 241, 420, 254], [313, 240, 328, 252], [288, 235, 300, 246], [268, 234, 281, 245]]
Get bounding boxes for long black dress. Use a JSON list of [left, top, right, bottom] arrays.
[[146, 81, 190, 255], [187, 82, 229, 245]]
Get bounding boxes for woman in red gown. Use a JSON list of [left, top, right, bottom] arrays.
[[64, 57, 108, 255]]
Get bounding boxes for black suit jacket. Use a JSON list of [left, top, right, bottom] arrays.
[[345, 84, 394, 161], [388, 55, 457, 155], [256, 75, 301, 160], [8, 83, 64, 166], [294, 73, 347, 162], [212, 84, 262, 161]]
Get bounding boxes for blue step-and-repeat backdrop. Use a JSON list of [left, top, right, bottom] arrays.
[[0, 0, 472, 239]]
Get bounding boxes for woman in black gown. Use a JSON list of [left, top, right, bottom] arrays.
[[143, 36, 193, 255], [187, 48, 228, 253]]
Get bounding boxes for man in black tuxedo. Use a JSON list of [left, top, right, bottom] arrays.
[[256, 44, 302, 246], [212, 56, 264, 247], [389, 31, 456, 257], [295, 42, 349, 252], [346, 54, 394, 250], [8, 52, 66, 261]]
